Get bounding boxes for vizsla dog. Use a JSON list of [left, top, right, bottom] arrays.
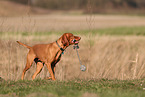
[[17, 33, 81, 80]]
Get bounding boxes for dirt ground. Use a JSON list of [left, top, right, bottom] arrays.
[[0, 15, 145, 33]]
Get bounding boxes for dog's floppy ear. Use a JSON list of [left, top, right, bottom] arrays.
[[62, 33, 69, 46]]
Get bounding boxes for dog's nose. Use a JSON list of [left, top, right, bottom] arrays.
[[79, 37, 81, 40]]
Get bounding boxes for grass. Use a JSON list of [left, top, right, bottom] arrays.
[[0, 79, 145, 97], [96, 26, 145, 36], [1, 26, 145, 37], [73, 26, 145, 36]]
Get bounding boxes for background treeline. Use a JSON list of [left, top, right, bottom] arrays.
[[11, 0, 145, 13]]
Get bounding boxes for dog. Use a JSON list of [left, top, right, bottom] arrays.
[[17, 33, 81, 80]]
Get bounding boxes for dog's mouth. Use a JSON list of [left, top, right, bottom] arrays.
[[72, 39, 79, 44]]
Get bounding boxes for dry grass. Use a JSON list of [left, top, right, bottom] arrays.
[[0, 35, 145, 80]]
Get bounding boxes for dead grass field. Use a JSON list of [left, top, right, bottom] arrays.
[[0, 15, 145, 81], [1, 35, 145, 81]]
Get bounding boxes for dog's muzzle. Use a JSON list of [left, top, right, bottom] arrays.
[[72, 39, 79, 44], [72, 39, 76, 42]]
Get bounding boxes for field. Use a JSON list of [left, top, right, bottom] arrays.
[[0, 14, 145, 97], [0, 79, 145, 97]]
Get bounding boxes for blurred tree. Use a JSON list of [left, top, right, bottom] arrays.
[[10, 0, 145, 14], [11, 0, 28, 4]]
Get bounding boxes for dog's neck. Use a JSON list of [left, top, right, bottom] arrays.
[[56, 38, 67, 52]]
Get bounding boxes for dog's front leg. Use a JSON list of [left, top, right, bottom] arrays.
[[46, 63, 56, 80]]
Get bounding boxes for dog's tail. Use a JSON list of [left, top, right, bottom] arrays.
[[16, 41, 31, 49]]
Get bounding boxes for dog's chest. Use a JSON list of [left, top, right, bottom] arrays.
[[55, 51, 62, 60]]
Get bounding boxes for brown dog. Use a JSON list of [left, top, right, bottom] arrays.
[[17, 33, 81, 80]]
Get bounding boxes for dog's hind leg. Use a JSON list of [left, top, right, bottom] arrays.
[[21, 50, 35, 80], [46, 63, 56, 80], [32, 59, 43, 80], [45, 65, 55, 80]]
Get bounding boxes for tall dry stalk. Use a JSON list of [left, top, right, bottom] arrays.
[[85, 0, 95, 74], [132, 53, 138, 79], [137, 63, 145, 79]]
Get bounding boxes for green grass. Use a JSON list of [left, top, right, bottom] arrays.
[[0, 26, 145, 37], [96, 26, 145, 36], [0, 79, 145, 97], [74, 26, 145, 36]]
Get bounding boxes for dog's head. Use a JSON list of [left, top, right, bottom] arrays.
[[61, 33, 81, 47]]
